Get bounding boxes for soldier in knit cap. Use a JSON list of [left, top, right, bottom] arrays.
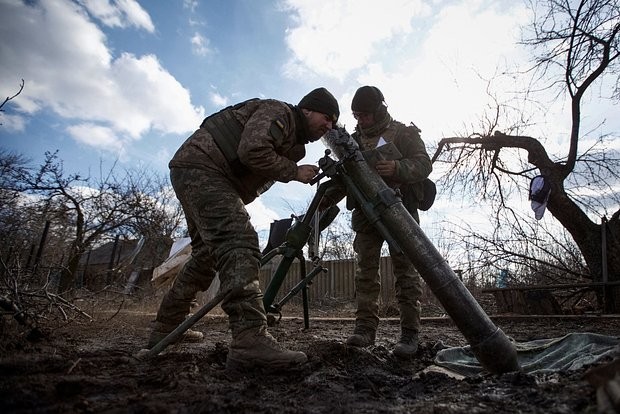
[[148, 88, 339, 370], [322, 86, 431, 358]]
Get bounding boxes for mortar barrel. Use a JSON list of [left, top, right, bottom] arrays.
[[323, 131, 520, 374]]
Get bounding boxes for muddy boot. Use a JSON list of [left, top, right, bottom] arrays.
[[226, 326, 307, 370], [147, 322, 204, 349], [393, 328, 419, 358], [346, 325, 376, 348]]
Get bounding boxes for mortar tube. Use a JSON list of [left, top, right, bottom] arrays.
[[323, 130, 520, 374]]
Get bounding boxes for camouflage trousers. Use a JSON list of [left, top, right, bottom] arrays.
[[353, 229, 423, 333], [154, 167, 267, 336]]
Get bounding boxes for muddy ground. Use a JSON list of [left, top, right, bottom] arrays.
[[1, 296, 619, 414]]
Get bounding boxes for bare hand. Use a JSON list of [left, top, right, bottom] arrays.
[[296, 164, 320, 184], [375, 160, 396, 177]]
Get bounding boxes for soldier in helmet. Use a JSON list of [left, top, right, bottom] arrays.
[[346, 86, 431, 358], [148, 87, 340, 370]]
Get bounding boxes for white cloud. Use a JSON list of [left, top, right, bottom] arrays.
[[281, 0, 558, 148], [109, 53, 205, 137], [80, 0, 155, 32], [246, 199, 280, 232], [190, 32, 213, 56], [67, 123, 124, 153], [210, 91, 229, 108], [345, 1, 534, 145], [0, 0, 204, 154], [154, 147, 173, 167], [282, 0, 428, 79], [0, 113, 26, 132], [183, 0, 199, 13]]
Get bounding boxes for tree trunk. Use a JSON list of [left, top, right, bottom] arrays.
[[546, 179, 620, 311], [57, 244, 83, 295]]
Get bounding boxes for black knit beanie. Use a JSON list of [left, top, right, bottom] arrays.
[[298, 87, 340, 122], [351, 86, 385, 113]]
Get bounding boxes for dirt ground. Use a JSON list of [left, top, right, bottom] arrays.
[[1, 296, 619, 414]]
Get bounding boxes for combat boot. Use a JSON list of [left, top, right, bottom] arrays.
[[346, 325, 376, 348], [147, 322, 204, 349], [393, 328, 419, 358], [226, 326, 307, 370]]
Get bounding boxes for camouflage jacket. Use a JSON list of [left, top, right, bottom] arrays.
[[169, 99, 308, 204], [348, 119, 432, 231], [325, 119, 432, 212], [353, 119, 432, 201]]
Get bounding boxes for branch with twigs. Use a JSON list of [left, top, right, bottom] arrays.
[[0, 79, 25, 122], [1, 260, 93, 340]]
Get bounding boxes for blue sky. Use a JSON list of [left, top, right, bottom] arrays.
[[1, 0, 617, 242]]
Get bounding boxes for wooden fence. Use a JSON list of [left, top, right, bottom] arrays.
[[258, 256, 400, 305]]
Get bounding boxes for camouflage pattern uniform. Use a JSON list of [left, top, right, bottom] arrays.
[[350, 116, 432, 340], [153, 99, 309, 340]]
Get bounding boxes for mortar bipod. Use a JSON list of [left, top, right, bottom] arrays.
[[260, 179, 340, 329]]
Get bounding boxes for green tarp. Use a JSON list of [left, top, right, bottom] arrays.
[[435, 332, 620, 376]]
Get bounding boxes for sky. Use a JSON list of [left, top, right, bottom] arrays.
[[1, 0, 618, 249]]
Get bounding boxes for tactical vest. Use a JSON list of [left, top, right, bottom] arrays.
[[200, 98, 259, 174]]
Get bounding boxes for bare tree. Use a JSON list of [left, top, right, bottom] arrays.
[[123, 168, 185, 241], [432, 0, 620, 303], [0, 149, 29, 221], [20, 152, 180, 294], [120, 167, 184, 276], [0, 149, 32, 269], [320, 210, 355, 260]]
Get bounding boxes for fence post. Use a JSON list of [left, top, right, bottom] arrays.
[[32, 220, 51, 272], [106, 235, 120, 285], [25, 244, 36, 270], [601, 216, 613, 312]]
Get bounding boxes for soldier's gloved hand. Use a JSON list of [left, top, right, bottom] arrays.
[[296, 164, 320, 184], [375, 160, 397, 177]]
